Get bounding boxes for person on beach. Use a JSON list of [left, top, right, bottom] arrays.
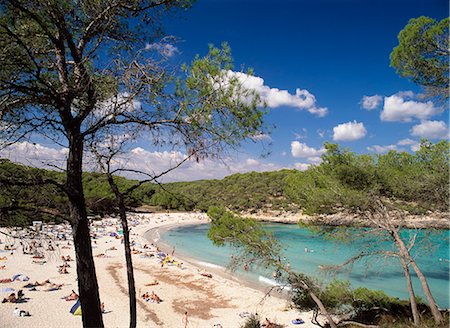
[[64, 290, 78, 301], [182, 311, 189, 327], [150, 291, 161, 303], [2, 293, 17, 303]]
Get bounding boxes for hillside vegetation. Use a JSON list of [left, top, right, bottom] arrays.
[[0, 140, 448, 226]]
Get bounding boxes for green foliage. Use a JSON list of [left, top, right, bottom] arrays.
[[290, 279, 432, 325], [0, 159, 157, 226], [285, 140, 449, 214], [0, 159, 67, 226], [390, 16, 449, 102], [149, 170, 293, 212], [207, 206, 280, 255], [284, 167, 370, 215], [320, 280, 354, 309], [377, 140, 449, 211]]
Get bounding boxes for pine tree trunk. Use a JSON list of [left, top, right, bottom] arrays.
[[298, 280, 337, 328], [393, 230, 443, 324], [399, 255, 420, 325], [107, 175, 137, 328], [67, 133, 104, 328]]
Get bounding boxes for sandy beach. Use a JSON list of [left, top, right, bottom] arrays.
[[0, 212, 321, 328]]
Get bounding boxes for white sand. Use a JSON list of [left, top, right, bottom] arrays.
[[0, 212, 323, 327]]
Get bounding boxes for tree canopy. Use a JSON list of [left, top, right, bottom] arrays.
[[390, 16, 449, 102]]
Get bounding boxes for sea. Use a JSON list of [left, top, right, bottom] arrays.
[[161, 223, 449, 308]]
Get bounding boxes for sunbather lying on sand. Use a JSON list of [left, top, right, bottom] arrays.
[[261, 318, 280, 328], [63, 290, 78, 301], [2, 292, 17, 303], [144, 280, 159, 286], [45, 283, 63, 291]]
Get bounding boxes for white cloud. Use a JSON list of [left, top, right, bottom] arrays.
[[397, 138, 417, 146], [291, 141, 325, 158], [367, 144, 397, 153], [92, 92, 141, 119], [250, 133, 272, 141], [307, 156, 322, 165], [332, 121, 367, 141], [397, 138, 420, 152], [0, 141, 287, 182], [294, 163, 310, 171], [361, 95, 382, 110], [99, 147, 286, 182], [410, 120, 449, 139], [225, 71, 328, 117], [0, 141, 68, 169], [367, 138, 423, 154], [145, 42, 179, 57], [381, 92, 441, 122], [411, 143, 421, 152]]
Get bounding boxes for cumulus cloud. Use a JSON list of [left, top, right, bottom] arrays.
[[291, 141, 325, 158], [145, 42, 179, 57], [410, 120, 449, 139], [367, 144, 397, 153], [361, 95, 382, 110], [0, 141, 287, 182], [332, 121, 367, 141], [112, 147, 285, 181], [397, 138, 417, 146], [381, 92, 441, 122], [92, 92, 141, 119], [225, 71, 328, 117], [367, 138, 424, 154], [0, 141, 68, 169], [307, 156, 322, 165], [294, 163, 311, 171]]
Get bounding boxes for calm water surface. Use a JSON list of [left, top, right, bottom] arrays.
[[161, 223, 449, 308]]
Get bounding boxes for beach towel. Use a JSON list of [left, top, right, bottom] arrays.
[[70, 299, 82, 315]]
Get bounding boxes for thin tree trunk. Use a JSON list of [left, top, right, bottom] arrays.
[[67, 133, 104, 328], [298, 280, 337, 328], [399, 255, 420, 325], [107, 174, 137, 328], [392, 230, 443, 324]]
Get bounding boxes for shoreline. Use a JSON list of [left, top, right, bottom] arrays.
[[134, 207, 450, 229], [142, 220, 292, 300], [1, 212, 322, 327]]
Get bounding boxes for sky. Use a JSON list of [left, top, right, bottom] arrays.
[[1, 0, 448, 181]]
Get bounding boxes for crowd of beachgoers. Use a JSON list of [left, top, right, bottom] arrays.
[[0, 212, 321, 327]]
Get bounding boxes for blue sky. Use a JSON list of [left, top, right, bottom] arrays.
[[159, 0, 448, 165], [1, 0, 448, 181]]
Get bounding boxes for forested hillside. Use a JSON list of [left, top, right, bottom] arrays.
[[0, 140, 448, 226]]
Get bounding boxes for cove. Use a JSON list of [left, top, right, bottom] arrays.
[[161, 223, 449, 308]]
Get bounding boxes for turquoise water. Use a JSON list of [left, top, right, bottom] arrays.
[[161, 223, 450, 308]]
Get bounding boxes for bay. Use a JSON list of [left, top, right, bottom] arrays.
[[161, 223, 449, 308]]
